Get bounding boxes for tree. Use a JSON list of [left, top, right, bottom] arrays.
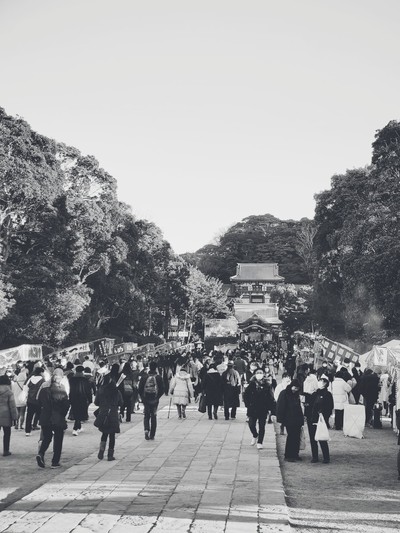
[[270, 284, 313, 334]]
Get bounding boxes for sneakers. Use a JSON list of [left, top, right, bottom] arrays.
[[72, 430, 78, 436], [77, 428, 84, 433], [145, 430, 150, 440], [250, 437, 257, 446], [3, 451, 11, 457], [51, 463, 61, 469], [257, 443, 264, 450], [25, 433, 31, 437], [36, 454, 45, 468]]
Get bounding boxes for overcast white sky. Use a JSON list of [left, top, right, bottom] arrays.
[[1, 1, 399, 253]]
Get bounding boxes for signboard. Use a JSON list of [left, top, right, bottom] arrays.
[[130, 343, 156, 358], [170, 318, 179, 327], [154, 341, 179, 355], [106, 353, 122, 365], [113, 342, 138, 356], [320, 337, 359, 363], [204, 318, 238, 339], [0, 344, 43, 370], [91, 338, 115, 360]]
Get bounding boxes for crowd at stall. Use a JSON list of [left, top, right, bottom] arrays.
[[0, 339, 398, 478]]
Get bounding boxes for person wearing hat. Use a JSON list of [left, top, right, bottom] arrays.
[[169, 365, 194, 419], [36, 368, 70, 468], [221, 361, 241, 420], [277, 379, 304, 461], [202, 363, 223, 420], [243, 368, 276, 449], [305, 376, 333, 464]]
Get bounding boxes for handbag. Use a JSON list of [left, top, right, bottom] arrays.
[[315, 413, 330, 441], [198, 393, 207, 413], [299, 426, 306, 450]]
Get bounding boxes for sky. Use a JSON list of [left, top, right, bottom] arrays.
[[1, 1, 400, 253]]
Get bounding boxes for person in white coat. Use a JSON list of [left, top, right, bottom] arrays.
[[169, 366, 194, 419], [332, 372, 352, 430], [274, 373, 291, 435]]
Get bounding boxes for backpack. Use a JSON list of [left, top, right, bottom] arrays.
[[123, 379, 134, 397], [143, 374, 158, 404], [28, 378, 44, 405]]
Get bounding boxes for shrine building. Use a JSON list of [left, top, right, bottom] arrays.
[[230, 263, 284, 341]]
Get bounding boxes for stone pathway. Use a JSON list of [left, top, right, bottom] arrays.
[[0, 405, 291, 533]]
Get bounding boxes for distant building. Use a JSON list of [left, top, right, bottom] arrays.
[[230, 263, 284, 342]]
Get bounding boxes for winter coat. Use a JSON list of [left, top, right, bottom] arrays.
[[12, 370, 28, 408], [169, 371, 194, 406], [233, 357, 247, 375], [332, 377, 352, 410], [274, 378, 291, 402], [243, 378, 276, 418], [94, 382, 123, 434], [276, 386, 304, 428], [359, 371, 380, 404], [0, 385, 18, 426], [379, 374, 390, 403], [221, 368, 241, 408], [26, 375, 45, 405], [69, 373, 93, 420], [306, 387, 334, 425], [202, 369, 223, 406], [38, 383, 70, 429]]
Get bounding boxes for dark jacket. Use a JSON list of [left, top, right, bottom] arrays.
[[69, 373, 93, 420], [38, 383, 70, 429], [359, 371, 380, 403], [277, 385, 304, 427], [305, 387, 334, 425], [243, 378, 276, 418], [202, 369, 223, 406], [221, 368, 241, 408], [94, 381, 123, 434], [138, 372, 165, 403]]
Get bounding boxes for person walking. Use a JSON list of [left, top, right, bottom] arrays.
[[118, 362, 135, 422], [359, 369, 380, 426], [12, 366, 28, 430], [274, 373, 291, 435], [0, 375, 18, 456], [221, 361, 241, 420], [202, 363, 223, 420], [94, 367, 123, 461], [277, 378, 304, 462], [138, 361, 165, 440], [36, 369, 70, 468], [169, 365, 194, 419], [25, 366, 45, 436], [305, 377, 333, 464], [243, 368, 276, 449], [69, 365, 92, 436]]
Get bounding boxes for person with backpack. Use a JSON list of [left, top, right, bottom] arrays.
[[118, 362, 135, 422], [25, 366, 45, 436], [138, 361, 164, 440]]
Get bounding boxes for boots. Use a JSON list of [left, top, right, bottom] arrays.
[[182, 406, 186, 419], [107, 448, 115, 461], [98, 441, 106, 460]]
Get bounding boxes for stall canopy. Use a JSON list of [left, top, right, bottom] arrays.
[[359, 343, 400, 371]]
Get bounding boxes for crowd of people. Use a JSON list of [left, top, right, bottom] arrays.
[[0, 340, 398, 475]]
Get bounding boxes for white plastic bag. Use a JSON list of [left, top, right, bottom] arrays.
[[315, 413, 330, 441]]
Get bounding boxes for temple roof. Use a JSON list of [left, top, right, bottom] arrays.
[[230, 263, 284, 282]]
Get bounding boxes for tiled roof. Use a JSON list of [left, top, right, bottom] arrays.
[[234, 304, 281, 324], [230, 263, 284, 282]]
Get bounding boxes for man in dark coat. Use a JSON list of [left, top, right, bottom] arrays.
[[305, 377, 333, 464], [277, 379, 304, 461], [138, 361, 164, 440], [243, 368, 276, 449], [202, 364, 223, 420], [221, 361, 241, 420], [69, 365, 92, 436], [359, 369, 380, 426]]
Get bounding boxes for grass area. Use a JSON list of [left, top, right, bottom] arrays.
[[276, 416, 400, 531]]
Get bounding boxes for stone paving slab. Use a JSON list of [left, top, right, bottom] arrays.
[[0, 405, 290, 532]]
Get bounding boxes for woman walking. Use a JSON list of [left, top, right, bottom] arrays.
[[243, 368, 276, 449], [202, 364, 223, 420], [119, 362, 136, 422], [36, 369, 70, 468], [221, 361, 241, 420], [25, 366, 45, 436], [0, 375, 18, 456], [169, 366, 194, 419], [12, 366, 28, 430], [94, 366, 123, 461], [277, 378, 304, 462]]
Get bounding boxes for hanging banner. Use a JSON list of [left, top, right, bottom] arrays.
[[113, 342, 138, 356], [0, 344, 43, 370], [154, 341, 179, 355], [320, 337, 359, 363], [91, 338, 116, 360]]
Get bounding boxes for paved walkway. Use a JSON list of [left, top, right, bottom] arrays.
[[0, 404, 291, 533]]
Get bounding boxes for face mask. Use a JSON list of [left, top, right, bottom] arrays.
[[250, 365, 257, 371], [255, 373, 264, 381], [318, 381, 325, 389]]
